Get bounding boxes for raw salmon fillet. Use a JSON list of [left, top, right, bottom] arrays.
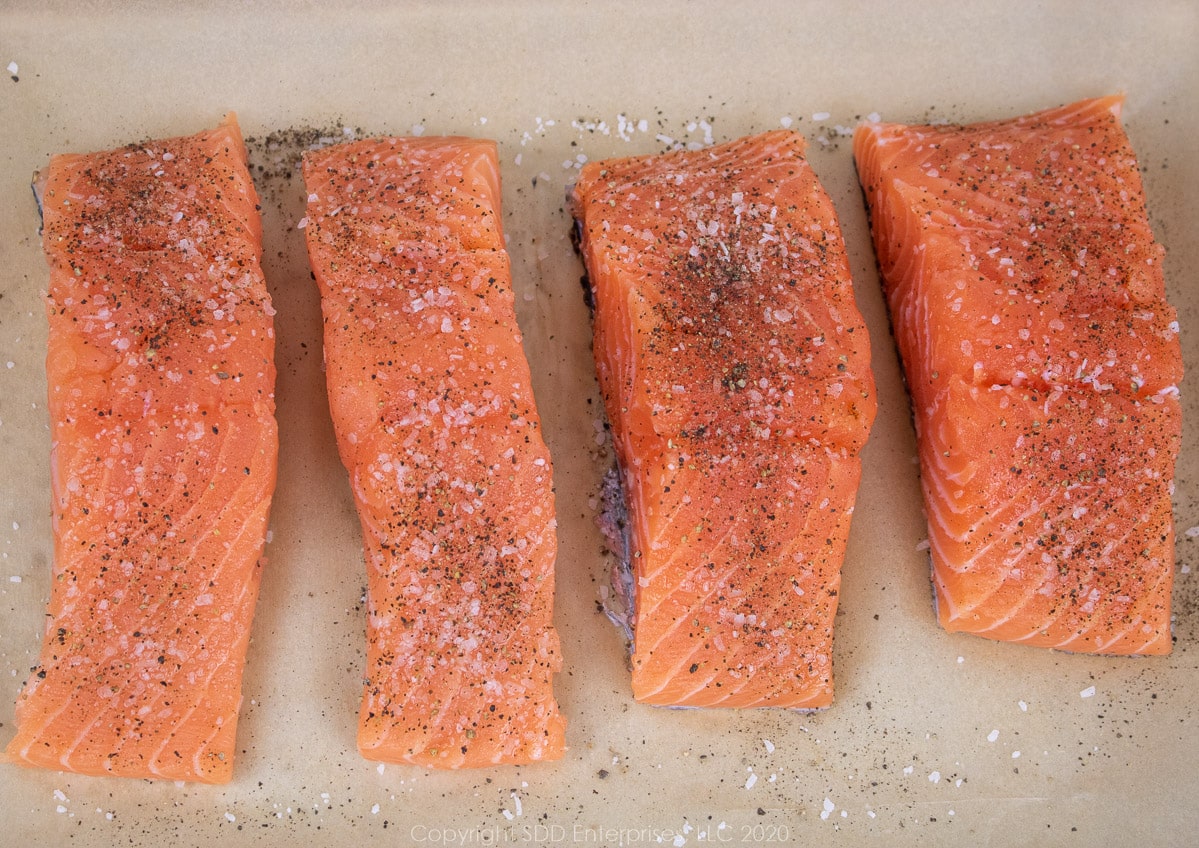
[[854, 96, 1182, 654], [571, 130, 877, 708], [302, 136, 565, 766], [4, 115, 278, 782]]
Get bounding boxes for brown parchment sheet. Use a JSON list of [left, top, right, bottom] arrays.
[[1, 2, 1196, 845]]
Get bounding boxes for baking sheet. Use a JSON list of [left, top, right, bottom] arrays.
[[1, 2, 1196, 845]]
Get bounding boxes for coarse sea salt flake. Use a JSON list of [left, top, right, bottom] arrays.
[[6, 62, 17, 75], [1184, 526, 1199, 538], [987, 729, 1000, 742], [812, 111, 831, 121], [1080, 685, 1096, 698]]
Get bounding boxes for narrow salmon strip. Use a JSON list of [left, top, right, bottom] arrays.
[[855, 96, 1182, 654], [4, 115, 278, 782], [572, 131, 877, 707], [302, 137, 564, 766]]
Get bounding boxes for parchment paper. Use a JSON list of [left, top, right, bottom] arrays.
[[1, 2, 1196, 846]]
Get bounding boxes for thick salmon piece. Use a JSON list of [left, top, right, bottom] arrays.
[[572, 131, 877, 708], [302, 137, 564, 766], [4, 115, 278, 782], [855, 96, 1182, 654]]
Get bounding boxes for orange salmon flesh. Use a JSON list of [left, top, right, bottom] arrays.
[[302, 136, 565, 766], [855, 96, 1182, 654], [5, 115, 278, 783], [572, 130, 877, 708]]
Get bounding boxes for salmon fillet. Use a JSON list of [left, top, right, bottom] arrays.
[[302, 136, 565, 766], [854, 96, 1182, 654], [572, 130, 877, 708], [4, 115, 278, 782]]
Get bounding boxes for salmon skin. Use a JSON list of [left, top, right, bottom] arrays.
[[4, 115, 278, 783], [855, 96, 1182, 654], [302, 136, 565, 767], [571, 130, 877, 708]]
